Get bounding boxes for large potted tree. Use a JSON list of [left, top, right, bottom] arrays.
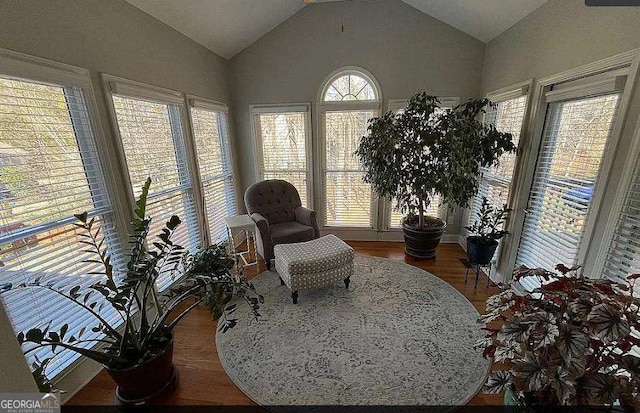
[[0, 178, 262, 403], [356, 92, 515, 258]]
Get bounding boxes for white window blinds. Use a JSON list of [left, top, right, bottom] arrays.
[[390, 196, 442, 228], [189, 105, 237, 243], [0, 75, 121, 379], [470, 95, 527, 225], [111, 94, 200, 291], [252, 107, 311, 207], [324, 110, 376, 227], [602, 155, 640, 282], [516, 93, 621, 270]]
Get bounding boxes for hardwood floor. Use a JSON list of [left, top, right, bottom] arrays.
[[68, 242, 503, 406]]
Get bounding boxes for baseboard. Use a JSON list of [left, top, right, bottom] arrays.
[[489, 266, 503, 285], [321, 228, 462, 243], [441, 234, 459, 243], [457, 235, 467, 251]]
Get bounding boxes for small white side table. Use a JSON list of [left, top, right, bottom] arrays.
[[224, 214, 258, 267]]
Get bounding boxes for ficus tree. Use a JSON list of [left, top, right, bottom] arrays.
[[355, 92, 516, 229]]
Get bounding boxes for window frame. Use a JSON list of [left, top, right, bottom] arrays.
[[102, 74, 191, 220], [102, 74, 204, 289], [463, 81, 532, 270], [499, 51, 640, 284], [317, 67, 382, 231], [0, 48, 127, 385], [320, 68, 380, 104], [249, 103, 314, 209], [592, 92, 640, 280], [187, 95, 238, 244]]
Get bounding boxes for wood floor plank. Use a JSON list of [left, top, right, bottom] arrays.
[[68, 242, 503, 406]]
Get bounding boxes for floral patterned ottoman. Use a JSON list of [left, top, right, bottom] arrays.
[[274, 234, 354, 304]]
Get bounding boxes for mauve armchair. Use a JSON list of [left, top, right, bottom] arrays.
[[244, 179, 319, 269]]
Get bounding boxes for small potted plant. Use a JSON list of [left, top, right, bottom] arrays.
[[475, 264, 640, 410], [0, 178, 262, 403], [356, 92, 515, 258], [464, 197, 511, 265]]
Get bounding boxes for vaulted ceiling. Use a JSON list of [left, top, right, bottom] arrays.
[[124, 0, 548, 60]]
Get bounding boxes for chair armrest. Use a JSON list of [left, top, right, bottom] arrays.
[[251, 212, 273, 263], [250, 212, 269, 235], [295, 206, 316, 227], [295, 206, 319, 238]]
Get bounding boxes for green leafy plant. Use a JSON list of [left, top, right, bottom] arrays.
[[476, 264, 639, 409], [355, 92, 516, 228], [465, 197, 511, 245], [0, 178, 262, 392]]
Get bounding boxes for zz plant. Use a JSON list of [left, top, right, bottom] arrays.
[[0, 178, 262, 392], [476, 264, 639, 409], [356, 92, 516, 228]]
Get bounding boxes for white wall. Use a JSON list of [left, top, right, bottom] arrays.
[[229, 0, 485, 194], [481, 0, 640, 275], [0, 304, 38, 393], [229, 0, 485, 236], [482, 0, 640, 92], [0, 0, 230, 102]]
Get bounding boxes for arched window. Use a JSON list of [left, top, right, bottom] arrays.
[[318, 67, 381, 229], [322, 72, 378, 102]]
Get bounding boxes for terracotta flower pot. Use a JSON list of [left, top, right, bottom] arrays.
[[104, 337, 177, 404]]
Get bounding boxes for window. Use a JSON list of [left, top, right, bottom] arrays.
[[189, 100, 237, 243], [320, 68, 381, 228], [251, 105, 312, 207], [469, 94, 528, 226], [601, 154, 640, 283], [386, 98, 459, 229], [0, 57, 120, 379], [516, 92, 621, 270], [389, 200, 441, 228], [107, 79, 200, 291], [323, 73, 377, 102]]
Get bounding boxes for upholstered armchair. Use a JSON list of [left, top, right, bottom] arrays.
[[244, 179, 319, 269]]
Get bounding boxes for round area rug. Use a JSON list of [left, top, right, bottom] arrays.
[[216, 255, 489, 406]]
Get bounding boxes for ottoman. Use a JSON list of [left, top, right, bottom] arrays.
[[274, 234, 354, 303]]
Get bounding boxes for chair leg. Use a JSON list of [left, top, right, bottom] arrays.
[[279, 277, 285, 286], [291, 291, 298, 304], [344, 277, 350, 289]]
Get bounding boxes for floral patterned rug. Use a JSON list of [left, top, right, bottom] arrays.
[[216, 255, 489, 406]]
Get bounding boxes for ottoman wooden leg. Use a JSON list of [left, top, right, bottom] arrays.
[[344, 277, 351, 289], [279, 276, 285, 286], [291, 291, 298, 304]]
